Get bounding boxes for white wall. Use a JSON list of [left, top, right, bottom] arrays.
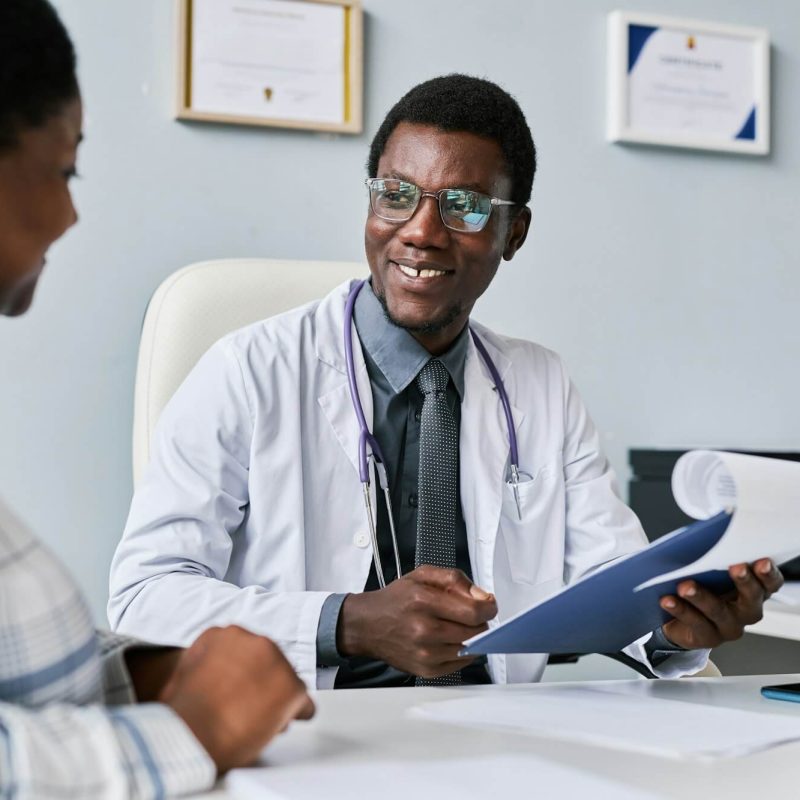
[[1, 0, 798, 622]]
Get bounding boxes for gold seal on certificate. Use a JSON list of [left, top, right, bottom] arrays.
[[607, 12, 770, 155]]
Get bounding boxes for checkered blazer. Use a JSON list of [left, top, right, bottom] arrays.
[[0, 498, 215, 798]]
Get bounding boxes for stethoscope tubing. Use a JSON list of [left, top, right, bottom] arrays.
[[344, 281, 388, 482], [343, 278, 521, 584]]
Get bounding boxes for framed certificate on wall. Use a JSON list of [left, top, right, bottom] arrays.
[[607, 11, 770, 155], [176, 0, 363, 134]]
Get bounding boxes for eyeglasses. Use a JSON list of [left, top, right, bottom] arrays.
[[365, 178, 516, 233]]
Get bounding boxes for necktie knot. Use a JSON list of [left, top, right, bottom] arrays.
[[415, 359, 450, 396]]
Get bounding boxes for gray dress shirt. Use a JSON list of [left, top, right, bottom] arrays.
[[316, 282, 683, 686]]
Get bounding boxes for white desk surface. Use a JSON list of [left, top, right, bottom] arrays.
[[193, 673, 800, 799]]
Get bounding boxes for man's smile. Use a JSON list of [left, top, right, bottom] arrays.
[[391, 258, 453, 283], [398, 264, 446, 278]]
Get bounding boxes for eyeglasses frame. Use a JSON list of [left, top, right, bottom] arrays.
[[365, 177, 516, 233]]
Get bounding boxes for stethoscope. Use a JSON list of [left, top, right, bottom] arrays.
[[343, 279, 522, 588]]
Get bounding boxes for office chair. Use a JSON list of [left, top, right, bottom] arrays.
[[132, 257, 367, 485]]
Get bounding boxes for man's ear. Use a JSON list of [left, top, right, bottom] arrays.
[[502, 206, 531, 261]]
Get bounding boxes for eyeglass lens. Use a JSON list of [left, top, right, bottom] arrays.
[[368, 179, 492, 232]]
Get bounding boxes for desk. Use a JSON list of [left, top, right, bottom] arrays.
[[193, 673, 800, 799]]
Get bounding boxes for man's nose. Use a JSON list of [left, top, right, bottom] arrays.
[[397, 194, 450, 249]]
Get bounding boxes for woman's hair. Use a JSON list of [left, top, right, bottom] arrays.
[[0, 0, 79, 151]]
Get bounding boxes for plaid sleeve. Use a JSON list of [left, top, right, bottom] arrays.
[[0, 700, 215, 799], [96, 629, 144, 706]]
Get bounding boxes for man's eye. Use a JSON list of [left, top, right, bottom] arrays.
[[448, 194, 477, 216], [382, 191, 414, 207], [62, 166, 80, 181]]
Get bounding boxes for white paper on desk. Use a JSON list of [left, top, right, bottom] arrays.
[[226, 753, 656, 800], [411, 686, 800, 761], [637, 450, 800, 590]]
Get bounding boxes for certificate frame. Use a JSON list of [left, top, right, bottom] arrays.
[[607, 11, 770, 155], [176, 0, 363, 134]]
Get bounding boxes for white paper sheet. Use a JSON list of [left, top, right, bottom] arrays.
[[191, 0, 345, 123], [629, 29, 756, 140], [411, 686, 800, 761], [637, 450, 800, 589], [226, 753, 656, 799]]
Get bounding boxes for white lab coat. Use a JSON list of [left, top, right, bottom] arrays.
[[108, 280, 707, 688]]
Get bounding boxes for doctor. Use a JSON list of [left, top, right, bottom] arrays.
[[109, 75, 782, 688]]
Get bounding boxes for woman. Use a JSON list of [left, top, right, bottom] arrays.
[[0, 2, 313, 796]]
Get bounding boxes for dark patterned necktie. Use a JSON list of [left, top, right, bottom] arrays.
[[414, 359, 461, 686]]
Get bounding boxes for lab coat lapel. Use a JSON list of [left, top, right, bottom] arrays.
[[315, 282, 374, 482], [312, 281, 377, 594], [460, 326, 525, 593]]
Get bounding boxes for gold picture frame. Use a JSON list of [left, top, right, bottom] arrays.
[[176, 0, 363, 134]]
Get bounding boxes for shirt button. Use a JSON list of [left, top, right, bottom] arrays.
[[408, 493, 418, 508], [414, 409, 421, 422], [353, 532, 369, 548]]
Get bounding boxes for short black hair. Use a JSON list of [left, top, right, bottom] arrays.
[[0, 0, 79, 151], [367, 74, 536, 206]]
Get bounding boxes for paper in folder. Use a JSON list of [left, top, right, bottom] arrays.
[[462, 450, 800, 656]]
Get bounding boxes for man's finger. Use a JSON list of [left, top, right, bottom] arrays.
[[412, 564, 496, 606], [417, 618, 488, 646], [412, 565, 484, 597], [414, 641, 475, 666], [413, 583, 497, 627], [752, 559, 784, 597], [676, 581, 742, 641], [660, 595, 721, 648], [729, 563, 767, 624]]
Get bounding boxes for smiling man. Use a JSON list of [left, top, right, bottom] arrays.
[[109, 75, 782, 689], [363, 121, 526, 355]]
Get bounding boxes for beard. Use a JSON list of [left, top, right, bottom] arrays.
[[374, 287, 463, 335]]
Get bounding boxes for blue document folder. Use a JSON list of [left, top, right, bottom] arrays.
[[462, 511, 735, 656]]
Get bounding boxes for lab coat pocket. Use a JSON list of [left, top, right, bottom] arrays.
[[500, 460, 566, 587]]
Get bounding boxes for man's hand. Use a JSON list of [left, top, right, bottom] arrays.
[[659, 558, 784, 649], [158, 626, 314, 774], [338, 565, 497, 678]]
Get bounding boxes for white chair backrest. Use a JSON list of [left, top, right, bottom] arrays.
[[132, 258, 367, 486]]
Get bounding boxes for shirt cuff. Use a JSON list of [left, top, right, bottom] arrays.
[[316, 593, 349, 667], [644, 626, 687, 668], [109, 703, 216, 798]]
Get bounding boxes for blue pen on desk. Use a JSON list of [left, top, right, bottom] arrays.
[[761, 682, 800, 704]]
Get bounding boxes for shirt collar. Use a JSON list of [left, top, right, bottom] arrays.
[[353, 281, 468, 398]]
